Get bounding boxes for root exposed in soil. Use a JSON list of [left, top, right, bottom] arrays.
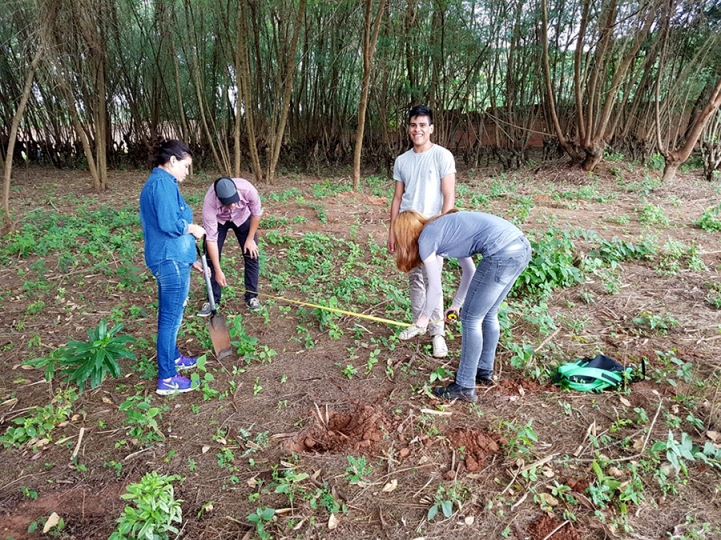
[[285, 402, 391, 453]]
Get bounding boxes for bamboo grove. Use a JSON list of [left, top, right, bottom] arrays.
[[1, 0, 720, 197]]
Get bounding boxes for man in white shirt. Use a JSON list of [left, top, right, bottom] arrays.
[[388, 105, 456, 358]]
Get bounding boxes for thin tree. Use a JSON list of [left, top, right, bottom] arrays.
[[3, 44, 43, 218], [352, 0, 387, 191]]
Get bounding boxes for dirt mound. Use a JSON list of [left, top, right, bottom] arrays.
[[527, 514, 584, 540], [285, 402, 391, 454], [448, 428, 501, 472]]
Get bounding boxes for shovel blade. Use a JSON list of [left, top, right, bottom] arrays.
[[208, 313, 232, 360]]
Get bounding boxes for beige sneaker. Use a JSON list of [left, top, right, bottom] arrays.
[[398, 324, 427, 340], [432, 335, 448, 358]]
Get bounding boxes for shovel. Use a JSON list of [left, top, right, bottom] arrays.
[[198, 242, 232, 360]]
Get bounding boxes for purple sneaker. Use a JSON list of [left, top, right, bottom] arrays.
[[175, 354, 197, 371], [156, 375, 199, 395]]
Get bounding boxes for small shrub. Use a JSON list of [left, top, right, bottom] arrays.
[[515, 228, 583, 297], [109, 472, 183, 540], [696, 204, 721, 231], [24, 319, 135, 391]]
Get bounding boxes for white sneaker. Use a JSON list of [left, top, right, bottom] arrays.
[[398, 324, 427, 340], [432, 335, 448, 358]]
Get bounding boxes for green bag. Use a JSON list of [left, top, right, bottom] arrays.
[[554, 354, 636, 392]]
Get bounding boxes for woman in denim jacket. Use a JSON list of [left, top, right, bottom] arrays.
[[140, 140, 205, 395]]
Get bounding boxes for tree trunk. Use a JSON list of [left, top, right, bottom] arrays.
[[352, 0, 386, 191], [3, 45, 43, 218], [265, 0, 306, 185], [660, 77, 721, 182], [237, 0, 263, 182]]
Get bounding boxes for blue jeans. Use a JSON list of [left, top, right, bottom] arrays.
[[150, 260, 191, 379], [205, 216, 259, 304], [456, 237, 532, 388]]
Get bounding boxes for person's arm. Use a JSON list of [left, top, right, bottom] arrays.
[[440, 172, 456, 213], [243, 215, 261, 258], [206, 240, 227, 287], [154, 179, 195, 237], [388, 181, 405, 253], [450, 257, 475, 310]]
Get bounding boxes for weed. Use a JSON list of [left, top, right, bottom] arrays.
[[633, 312, 679, 334], [247, 507, 275, 540], [502, 419, 538, 457], [0, 389, 77, 449], [427, 482, 468, 521], [516, 228, 583, 297], [637, 202, 670, 227], [696, 203, 721, 231], [24, 320, 135, 391], [119, 395, 167, 446], [345, 455, 372, 485], [109, 471, 183, 540]]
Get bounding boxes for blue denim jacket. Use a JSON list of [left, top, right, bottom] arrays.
[[139, 167, 196, 269]]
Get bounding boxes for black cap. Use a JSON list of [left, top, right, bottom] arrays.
[[214, 177, 240, 206]]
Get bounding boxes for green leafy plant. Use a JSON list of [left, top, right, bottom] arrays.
[[229, 314, 259, 357], [24, 320, 135, 391], [502, 419, 538, 457], [247, 507, 275, 540], [696, 204, 721, 231], [345, 455, 372, 485], [0, 389, 77, 449], [119, 395, 167, 446], [427, 483, 467, 521], [109, 472, 183, 540], [516, 228, 583, 297]]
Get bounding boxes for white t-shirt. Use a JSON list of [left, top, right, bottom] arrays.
[[393, 144, 455, 216]]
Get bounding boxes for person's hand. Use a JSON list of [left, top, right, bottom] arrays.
[[192, 261, 203, 273], [445, 306, 460, 322], [215, 268, 228, 287], [387, 233, 395, 254], [244, 238, 259, 259], [188, 223, 205, 239]]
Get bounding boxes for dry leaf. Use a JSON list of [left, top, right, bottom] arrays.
[[328, 513, 339, 530], [464, 516, 475, 525], [216, 437, 227, 446], [382, 479, 398, 493], [707, 431, 719, 443], [619, 396, 631, 407], [538, 493, 559, 507], [202, 445, 210, 454], [43, 512, 61, 533], [102, 396, 113, 404]]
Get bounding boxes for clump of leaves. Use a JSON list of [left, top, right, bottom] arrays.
[[0, 389, 78, 449], [696, 204, 721, 231], [109, 472, 183, 540], [515, 228, 583, 297], [24, 319, 135, 391]]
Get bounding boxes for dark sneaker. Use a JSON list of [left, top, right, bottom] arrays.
[[175, 354, 197, 371], [432, 382, 477, 403], [156, 375, 199, 395], [476, 370, 494, 386], [197, 302, 212, 317], [246, 297, 261, 311]]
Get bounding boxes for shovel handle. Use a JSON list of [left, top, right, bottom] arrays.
[[197, 241, 217, 314]]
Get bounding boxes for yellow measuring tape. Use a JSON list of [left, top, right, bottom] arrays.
[[237, 288, 412, 328]]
